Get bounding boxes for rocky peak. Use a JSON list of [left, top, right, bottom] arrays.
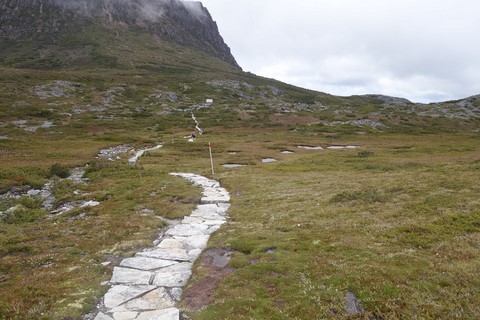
[[0, 0, 239, 67]]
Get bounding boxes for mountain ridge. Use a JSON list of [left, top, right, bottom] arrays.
[[0, 0, 239, 68]]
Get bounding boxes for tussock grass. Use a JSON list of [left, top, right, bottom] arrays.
[[184, 132, 480, 319], [1, 52, 480, 319]]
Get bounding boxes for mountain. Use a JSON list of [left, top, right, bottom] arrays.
[[1, 2, 480, 320], [0, 0, 479, 132], [0, 0, 239, 68]]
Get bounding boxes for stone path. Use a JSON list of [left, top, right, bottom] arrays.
[[94, 173, 230, 320], [191, 113, 203, 135]]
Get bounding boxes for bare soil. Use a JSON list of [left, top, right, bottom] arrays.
[[182, 248, 235, 311]]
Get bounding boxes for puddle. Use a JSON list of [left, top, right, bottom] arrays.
[[222, 164, 247, 168], [262, 158, 277, 163], [281, 150, 294, 154], [208, 249, 233, 268], [327, 145, 359, 149], [297, 145, 323, 150]]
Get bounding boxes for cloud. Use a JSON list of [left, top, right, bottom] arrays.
[[180, 1, 207, 20], [200, 0, 480, 102]]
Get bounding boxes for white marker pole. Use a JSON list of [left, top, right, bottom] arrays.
[[208, 142, 215, 175]]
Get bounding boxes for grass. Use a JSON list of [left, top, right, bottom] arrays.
[[181, 131, 480, 319], [1, 91, 480, 319], [1, 32, 480, 318]]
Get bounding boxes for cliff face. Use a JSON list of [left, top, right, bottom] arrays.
[[0, 0, 239, 68]]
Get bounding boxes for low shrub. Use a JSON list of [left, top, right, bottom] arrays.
[[49, 163, 70, 178]]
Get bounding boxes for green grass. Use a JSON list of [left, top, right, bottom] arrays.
[[1, 32, 480, 318], [181, 132, 480, 319]]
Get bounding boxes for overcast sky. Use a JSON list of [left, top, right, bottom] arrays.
[[199, 0, 480, 103]]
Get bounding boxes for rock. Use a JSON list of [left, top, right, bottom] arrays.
[[187, 249, 202, 261], [157, 239, 186, 250], [135, 308, 179, 320], [112, 311, 138, 320], [104, 285, 157, 309], [181, 216, 204, 225], [165, 224, 209, 237], [97, 145, 133, 160], [94, 312, 114, 320], [345, 291, 363, 315], [128, 145, 162, 164], [136, 248, 191, 262], [170, 288, 183, 302], [120, 257, 178, 271], [121, 287, 175, 311], [152, 271, 192, 287], [81, 200, 100, 208], [173, 235, 210, 250], [298, 145, 324, 150], [152, 263, 193, 287], [110, 267, 153, 285]]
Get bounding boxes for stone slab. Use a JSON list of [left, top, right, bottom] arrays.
[[173, 235, 209, 250], [188, 248, 202, 261], [136, 248, 190, 262], [205, 224, 222, 235], [157, 238, 186, 250], [104, 285, 156, 309], [136, 308, 179, 320], [112, 311, 138, 320], [181, 216, 204, 225], [152, 262, 193, 287], [190, 211, 225, 221], [152, 271, 192, 287], [165, 224, 209, 237], [110, 267, 152, 285], [123, 287, 175, 311], [120, 257, 177, 271], [94, 312, 114, 320]]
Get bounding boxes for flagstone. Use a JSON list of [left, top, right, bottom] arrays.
[[205, 224, 222, 235], [173, 235, 209, 250], [94, 312, 114, 320], [110, 267, 152, 285], [165, 223, 209, 237], [136, 248, 190, 261], [120, 257, 177, 271], [104, 285, 156, 309], [122, 287, 175, 311], [152, 271, 192, 287], [181, 216, 204, 224], [135, 308, 179, 320], [188, 248, 202, 261], [112, 311, 138, 320], [157, 238, 185, 250]]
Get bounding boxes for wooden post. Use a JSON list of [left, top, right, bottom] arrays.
[[208, 142, 215, 175]]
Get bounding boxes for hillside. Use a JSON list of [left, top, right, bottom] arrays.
[[0, 0, 239, 68], [1, 1, 480, 320]]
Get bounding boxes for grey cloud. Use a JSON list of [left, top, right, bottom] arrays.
[[201, 0, 480, 102], [46, 0, 204, 22]]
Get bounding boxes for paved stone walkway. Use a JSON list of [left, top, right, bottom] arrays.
[[94, 173, 230, 320]]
